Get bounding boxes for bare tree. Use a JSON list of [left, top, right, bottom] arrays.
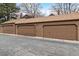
[[50, 3, 79, 15], [20, 3, 42, 18]]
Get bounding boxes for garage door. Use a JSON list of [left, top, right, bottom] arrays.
[[3, 25, 15, 34], [43, 24, 77, 40], [17, 25, 36, 36], [0, 25, 3, 33]]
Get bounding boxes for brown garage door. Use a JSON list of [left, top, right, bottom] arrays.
[[17, 25, 36, 36], [0, 25, 3, 33], [3, 25, 15, 34], [43, 24, 77, 40]]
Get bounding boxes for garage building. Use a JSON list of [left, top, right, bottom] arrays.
[[15, 13, 79, 40], [1, 13, 79, 40], [2, 20, 17, 34]]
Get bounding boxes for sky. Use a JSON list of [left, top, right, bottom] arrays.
[[40, 3, 52, 16], [41, 3, 51, 10], [16, 3, 52, 16], [16, 3, 51, 10]]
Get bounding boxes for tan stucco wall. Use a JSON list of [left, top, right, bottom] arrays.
[[1, 20, 79, 41], [37, 21, 79, 40], [16, 20, 79, 40]]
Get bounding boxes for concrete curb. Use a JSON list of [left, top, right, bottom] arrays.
[[0, 33, 79, 44]]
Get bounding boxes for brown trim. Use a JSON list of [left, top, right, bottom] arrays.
[[15, 19, 79, 25]]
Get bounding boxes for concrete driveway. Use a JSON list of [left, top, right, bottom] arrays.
[[0, 34, 79, 56]]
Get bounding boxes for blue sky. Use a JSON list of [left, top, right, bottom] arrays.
[[16, 3, 52, 16], [41, 3, 51, 10], [16, 3, 51, 10], [40, 3, 52, 16]]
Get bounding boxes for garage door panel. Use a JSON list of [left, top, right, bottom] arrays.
[[3, 25, 15, 34], [17, 25, 36, 36], [43, 24, 77, 40]]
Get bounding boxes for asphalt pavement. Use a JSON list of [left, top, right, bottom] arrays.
[[0, 34, 79, 56]]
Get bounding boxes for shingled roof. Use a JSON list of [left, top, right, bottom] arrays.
[[3, 13, 79, 24], [2, 19, 18, 24]]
